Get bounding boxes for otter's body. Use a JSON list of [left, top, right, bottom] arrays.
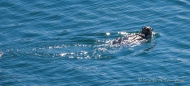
[[112, 26, 153, 45]]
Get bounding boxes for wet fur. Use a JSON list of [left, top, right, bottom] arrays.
[[113, 26, 153, 45]]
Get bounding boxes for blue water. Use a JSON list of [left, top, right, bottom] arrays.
[[0, 0, 190, 86]]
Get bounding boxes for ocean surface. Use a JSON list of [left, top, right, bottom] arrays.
[[0, 0, 190, 86]]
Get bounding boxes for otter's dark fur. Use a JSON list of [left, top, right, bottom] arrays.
[[113, 26, 153, 45]]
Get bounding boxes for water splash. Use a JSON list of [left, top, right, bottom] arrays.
[[0, 52, 3, 57]]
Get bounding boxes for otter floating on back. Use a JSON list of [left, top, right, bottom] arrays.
[[112, 26, 153, 45]]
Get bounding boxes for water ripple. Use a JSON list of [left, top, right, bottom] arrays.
[[1, 0, 190, 85]]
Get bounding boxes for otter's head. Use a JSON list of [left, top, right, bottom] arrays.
[[142, 26, 153, 36]]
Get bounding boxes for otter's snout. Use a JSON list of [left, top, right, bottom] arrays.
[[142, 26, 153, 35]]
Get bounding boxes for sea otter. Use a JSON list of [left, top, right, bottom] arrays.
[[112, 26, 153, 45]]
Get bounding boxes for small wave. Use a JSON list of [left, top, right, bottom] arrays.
[[0, 52, 3, 57]]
